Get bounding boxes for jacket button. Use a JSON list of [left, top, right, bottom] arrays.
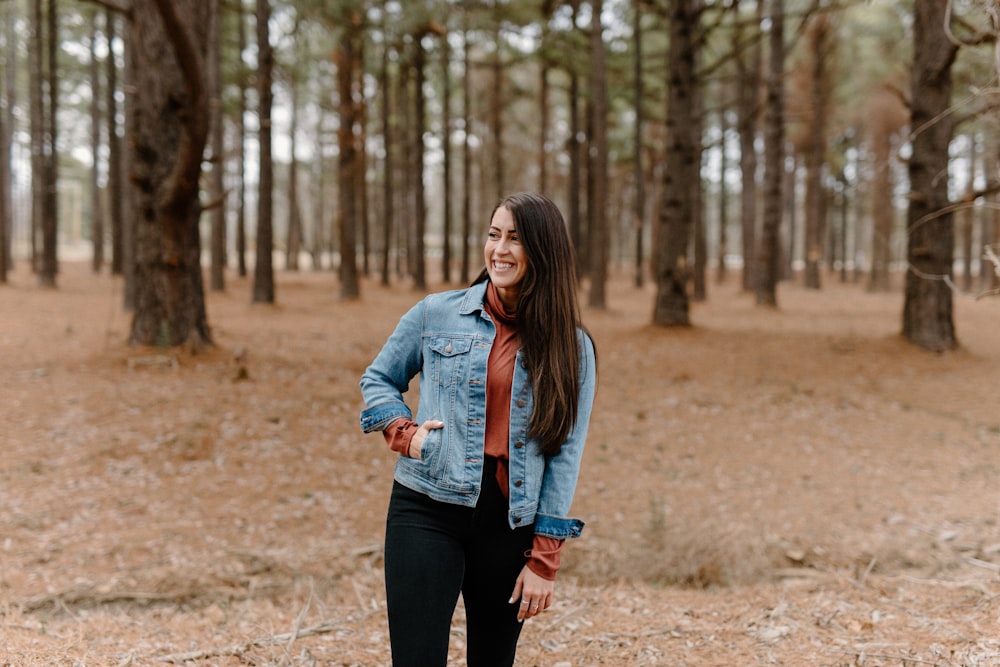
[[514, 480, 523, 487], [515, 441, 524, 449], [513, 517, 522, 524], [516, 399, 526, 408]]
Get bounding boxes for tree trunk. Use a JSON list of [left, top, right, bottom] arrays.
[[441, 33, 452, 284], [691, 68, 706, 302], [235, 0, 248, 278], [755, 0, 784, 307], [286, 61, 302, 272], [902, 0, 958, 351], [89, 10, 104, 273], [336, 15, 360, 300], [716, 90, 729, 285], [121, 15, 137, 310], [208, 0, 225, 290], [865, 86, 904, 292], [411, 37, 427, 291], [633, 0, 645, 288], [981, 147, 999, 293], [129, 0, 212, 347], [460, 22, 472, 285], [803, 14, 833, 290], [106, 9, 124, 277], [588, 0, 608, 309], [0, 0, 9, 283], [1, 0, 14, 275], [253, 0, 275, 303], [958, 138, 975, 292], [737, 0, 763, 292], [652, 0, 697, 327], [490, 3, 504, 201], [38, 0, 58, 286], [379, 21, 393, 286]]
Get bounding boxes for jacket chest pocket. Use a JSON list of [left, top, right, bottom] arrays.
[[427, 337, 473, 387]]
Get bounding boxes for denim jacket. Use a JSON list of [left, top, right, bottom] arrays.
[[359, 280, 596, 539]]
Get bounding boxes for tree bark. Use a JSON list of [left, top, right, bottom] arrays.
[[902, 0, 958, 351], [336, 12, 361, 299], [865, 87, 905, 292], [129, 0, 212, 347], [1, 0, 14, 276], [235, 0, 248, 278], [379, 18, 393, 286], [803, 14, 833, 290], [253, 0, 275, 303], [106, 9, 124, 277], [89, 10, 105, 273], [755, 0, 784, 307], [633, 0, 645, 288], [736, 0, 763, 292], [411, 35, 427, 291], [286, 56, 302, 272], [588, 0, 608, 309], [653, 0, 698, 326], [207, 0, 225, 290], [460, 21, 472, 285], [0, 0, 9, 283]]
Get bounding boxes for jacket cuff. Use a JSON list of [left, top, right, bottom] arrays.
[[533, 513, 585, 539], [360, 401, 413, 433]]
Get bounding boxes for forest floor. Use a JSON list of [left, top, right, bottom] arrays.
[[1, 261, 999, 667]]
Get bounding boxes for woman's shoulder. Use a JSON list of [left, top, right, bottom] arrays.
[[421, 282, 488, 313]]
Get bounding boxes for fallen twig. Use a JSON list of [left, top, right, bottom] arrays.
[[829, 650, 948, 666], [156, 610, 380, 663]]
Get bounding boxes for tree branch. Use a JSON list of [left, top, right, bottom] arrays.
[[80, 0, 132, 17]]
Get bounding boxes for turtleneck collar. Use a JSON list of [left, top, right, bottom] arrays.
[[486, 280, 517, 325]]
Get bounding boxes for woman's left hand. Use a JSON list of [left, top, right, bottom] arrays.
[[509, 565, 554, 622]]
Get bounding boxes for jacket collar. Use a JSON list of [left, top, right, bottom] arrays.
[[459, 280, 490, 316]]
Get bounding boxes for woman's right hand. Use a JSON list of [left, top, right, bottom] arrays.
[[407, 419, 444, 459]]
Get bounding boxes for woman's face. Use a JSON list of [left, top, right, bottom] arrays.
[[484, 206, 528, 310]]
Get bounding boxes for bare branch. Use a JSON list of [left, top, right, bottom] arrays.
[[79, 0, 131, 17]]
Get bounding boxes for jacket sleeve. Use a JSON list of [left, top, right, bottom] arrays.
[[533, 331, 597, 539], [359, 300, 426, 433]]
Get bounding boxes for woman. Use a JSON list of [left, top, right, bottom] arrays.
[[359, 192, 597, 667]]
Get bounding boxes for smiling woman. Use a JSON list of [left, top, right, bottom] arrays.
[[360, 192, 597, 667]]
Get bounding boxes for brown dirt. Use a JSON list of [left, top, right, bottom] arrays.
[[2, 261, 999, 666]]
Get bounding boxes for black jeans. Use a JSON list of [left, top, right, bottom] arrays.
[[384, 458, 535, 667]]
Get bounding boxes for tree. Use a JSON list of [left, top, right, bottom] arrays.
[[30, 0, 58, 285], [653, 0, 699, 326], [336, 8, 362, 300], [235, 0, 248, 279], [207, 0, 225, 291], [129, 0, 212, 347], [901, 0, 958, 350], [253, 0, 275, 304], [587, 0, 609, 309], [755, 0, 784, 307], [285, 18, 304, 273], [735, 0, 763, 293], [88, 9, 104, 274], [801, 13, 834, 290], [1, 0, 15, 277], [632, 0, 646, 288], [0, 0, 8, 284], [106, 9, 125, 278], [864, 86, 906, 292]]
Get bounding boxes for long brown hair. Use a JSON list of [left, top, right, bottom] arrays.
[[476, 192, 593, 456]]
